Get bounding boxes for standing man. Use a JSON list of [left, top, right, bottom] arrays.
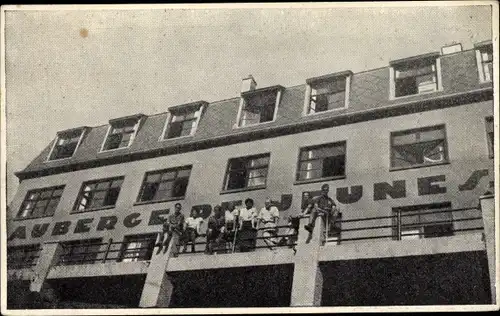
[[304, 184, 338, 235], [157, 203, 185, 254], [181, 207, 203, 253], [257, 197, 280, 250]]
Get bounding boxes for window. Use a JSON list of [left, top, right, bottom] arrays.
[[224, 154, 270, 191], [475, 42, 493, 83], [391, 125, 448, 169], [486, 116, 494, 158], [74, 177, 124, 212], [102, 115, 143, 151], [17, 186, 64, 219], [118, 234, 156, 262], [58, 239, 103, 265], [48, 128, 86, 160], [7, 244, 41, 269], [162, 102, 205, 139], [390, 53, 440, 98], [137, 166, 191, 202], [393, 202, 453, 240], [297, 142, 346, 181], [237, 87, 282, 127], [305, 72, 351, 114]]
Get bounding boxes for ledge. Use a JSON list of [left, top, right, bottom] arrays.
[[294, 175, 346, 186], [69, 205, 116, 214], [220, 185, 267, 195], [133, 196, 185, 206], [389, 161, 450, 172]]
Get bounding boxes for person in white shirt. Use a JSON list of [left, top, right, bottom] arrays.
[[181, 208, 203, 253], [258, 197, 280, 249], [235, 198, 258, 252]]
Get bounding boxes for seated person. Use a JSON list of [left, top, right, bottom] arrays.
[[181, 208, 203, 253], [304, 184, 338, 234], [205, 205, 226, 254]]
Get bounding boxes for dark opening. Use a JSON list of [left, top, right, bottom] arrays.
[[48, 275, 146, 308], [322, 155, 345, 177], [170, 264, 294, 307], [320, 251, 492, 306]]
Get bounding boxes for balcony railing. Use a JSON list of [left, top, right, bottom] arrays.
[[8, 255, 40, 270], [56, 237, 156, 266], [324, 207, 483, 244], [175, 224, 298, 256]]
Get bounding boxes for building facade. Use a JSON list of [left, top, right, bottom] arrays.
[[6, 41, 496, 308]]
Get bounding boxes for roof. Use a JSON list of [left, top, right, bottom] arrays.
[[16, 46, 494, 180]]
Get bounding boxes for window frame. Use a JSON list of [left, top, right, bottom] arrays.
[[389, 53, 443, 100], [16, 185, 65, 220], [235, 87, 283, 128], [135, 165, 192, 204], [392, 202, 454, 240], [303, 71, 352, 116], [160, 102, 206, 141], [221, 153, 271, 194], [7, 244, 41, 269], [475, 41, 493, 83], [46, 127, 87, 162], [72, 176, 125, 213], [295, 141, 347, 184], [118, 234, 157, 262], [486, 116, 494, 159], [389, 124, 449, 171], [100, 115, 144, 152]]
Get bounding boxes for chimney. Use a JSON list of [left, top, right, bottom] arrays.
[[441, 43, 462, 55], [241, 75, 257, 94]]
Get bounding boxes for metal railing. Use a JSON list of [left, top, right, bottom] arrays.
[[8, 255, 40, 270], [175, 224, 298, 255], [56, 237, 157, 266], [325, 207, 483, 244]]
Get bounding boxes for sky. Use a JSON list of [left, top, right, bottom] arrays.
[[3, 4, 494, 203]]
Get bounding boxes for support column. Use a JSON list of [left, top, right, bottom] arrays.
[[290, 215, 324, 307], [139, 233, 179, 307], [30, 242, 60, 292], [480, 193, 496, 304]]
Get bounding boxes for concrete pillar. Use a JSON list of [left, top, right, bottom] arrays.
[[30, 242, 60, 292], [139, 233, 179, 307], [480, 193, 496, 304], [290, 215, 324, 306]]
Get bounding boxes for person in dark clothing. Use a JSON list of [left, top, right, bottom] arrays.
[[304, 184, 338, 234], [157, 203, 185, 254], [205, 205, 226, 254]]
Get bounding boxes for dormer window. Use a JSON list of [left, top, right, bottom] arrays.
[[161, 101, 206, 140], [304, 71, 351, 115], [237, 86, 282, 127], [475, 41, 493, 83], [102, 114, 143, 151], [390, 52, 442, 98], [47, 127, 87, 161]]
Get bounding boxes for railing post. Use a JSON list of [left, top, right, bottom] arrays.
[[397, 210, 402, 241], [102, 238, 113, 263]]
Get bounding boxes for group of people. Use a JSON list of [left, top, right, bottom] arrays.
[[156, 183, 340, 255]]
